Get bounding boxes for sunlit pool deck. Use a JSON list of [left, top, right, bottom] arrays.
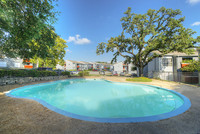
[[0, 76, 200, 134]]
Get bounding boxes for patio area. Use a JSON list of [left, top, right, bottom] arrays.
[[0, 76, 200, 134]]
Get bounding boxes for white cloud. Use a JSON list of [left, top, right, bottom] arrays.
[[66, 49, 72, 53], [66, 35, 91, 45], [187, 0, 200, 4], [191, 21, 200, 26]]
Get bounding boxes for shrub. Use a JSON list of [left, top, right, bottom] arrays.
[[78, 71, 89, 77], [181, 61, 200, 72], [61, 71, 70, 76], [0, 69, 60, 78], [182, 59, 195, 63]]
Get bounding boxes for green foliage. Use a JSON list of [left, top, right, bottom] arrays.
[[78, 71, 90, 77], [106, 67, 110, 70], [0, 0, 59, 59], [126, 77, 152, 82], [30, 36, 67, 68], [0, 69, 61, 78], [181, 59, 195, 63], [96, 7, 199, 76], [68, 69, 77, 71], [181, 61, 200, 72], [61, 71, 70, 76]]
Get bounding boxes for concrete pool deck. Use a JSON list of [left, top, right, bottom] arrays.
[[0, 76, 200, 134]]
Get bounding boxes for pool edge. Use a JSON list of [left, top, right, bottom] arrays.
[[6, 78, 191, 123]]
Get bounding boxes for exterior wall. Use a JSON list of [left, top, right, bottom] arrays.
[[148, 58, 156, 77], [193, 57, 199, 61], [110, 65, 114, 71], [147, 55, 199, 80], [128, 63, 137, 74], [0, 58, 24, 69], [177, 57, 182, 69], [161, 56, 173, 72], [65, 60, 76, 70], [56, 64, 65, 70], [113, 62, 123, 74], [92, 63, 97, 70]]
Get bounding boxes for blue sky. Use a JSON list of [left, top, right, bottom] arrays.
[[54, 0, 200, 62]]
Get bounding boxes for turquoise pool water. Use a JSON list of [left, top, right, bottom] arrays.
[[7, 79, 190, 122]]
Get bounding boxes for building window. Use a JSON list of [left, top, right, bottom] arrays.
[[162, 58, 172, 66], [182, 57, 192, 61]]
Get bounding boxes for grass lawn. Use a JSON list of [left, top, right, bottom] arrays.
[[89, 74, 101, 76], [126, 77, 152, 82]]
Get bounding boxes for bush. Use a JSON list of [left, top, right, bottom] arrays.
[[0, 69, 60, 78], [61, 71, 70, 76], [182, 59, 195, 63], [78, 71, 89, 77], [181, 61, 200, 72]]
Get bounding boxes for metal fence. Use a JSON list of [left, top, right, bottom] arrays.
[[148, 71, 200, 84]]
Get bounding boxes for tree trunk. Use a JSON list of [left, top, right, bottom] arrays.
[[138, 67, 144, 77]]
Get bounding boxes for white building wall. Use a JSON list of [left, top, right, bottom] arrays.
[[113, 62, 123, 74], [128, 63, 137, 74], [193, 57, 199, 61], [148, 58, 156, 77], [161, 56, 173, 72], [56, 64, 65, 70], [65, 60, 76, 70], [147, 55, 199, 80], [0, 58, 24, 68]]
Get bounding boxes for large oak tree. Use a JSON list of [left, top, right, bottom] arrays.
[[96, 7, 200, 76], [0, 0, 59, 59]]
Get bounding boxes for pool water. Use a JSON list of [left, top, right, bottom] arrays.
[[7, 79, 191, 122]]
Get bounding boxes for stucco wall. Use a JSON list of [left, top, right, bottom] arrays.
[[113, 62, 123, 73], [0, 58, 24, 69], [65, 61, 76, 70]]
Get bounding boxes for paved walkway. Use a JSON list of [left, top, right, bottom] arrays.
[[0, 76, 200, 134]]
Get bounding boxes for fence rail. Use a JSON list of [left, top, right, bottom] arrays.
[[148, 71, 200, 85]]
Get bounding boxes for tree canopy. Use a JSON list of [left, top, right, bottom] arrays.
[[30, 35, 67, 68], [96, 7, 200, 76], [0, 0, 59, 59], [181, 60, 200, 72]]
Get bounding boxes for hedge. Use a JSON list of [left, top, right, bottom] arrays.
[[61, 71, 70, 76], [0, 69, 70, 78]]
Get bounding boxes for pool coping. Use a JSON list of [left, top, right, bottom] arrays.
[[6, 78, 191, 123]]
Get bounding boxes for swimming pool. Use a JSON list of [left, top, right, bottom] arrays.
[[6, 79, 191, 123]]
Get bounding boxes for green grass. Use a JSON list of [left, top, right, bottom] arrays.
[[89, 74, 100, 76], [126, 77, 152, 82]]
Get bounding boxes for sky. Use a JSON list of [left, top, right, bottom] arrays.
[[54, 0, 200, 62]]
